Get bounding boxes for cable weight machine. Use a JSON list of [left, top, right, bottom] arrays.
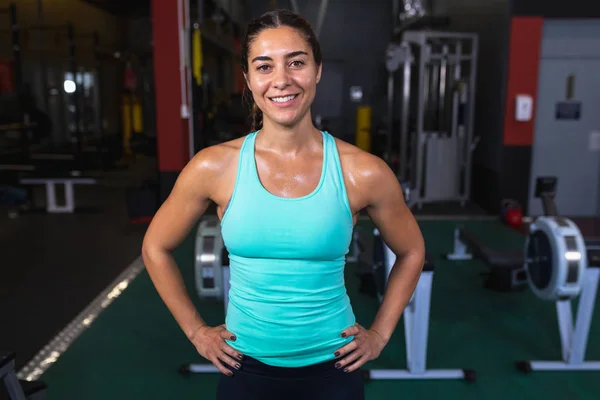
[[385, 31, 479, 209]]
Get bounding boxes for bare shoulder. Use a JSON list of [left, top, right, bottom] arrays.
[[173, 135, 246, 200], [187, 136, 245, 173], [333, 138, 395, 183]]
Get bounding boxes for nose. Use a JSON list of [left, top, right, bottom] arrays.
[[272, 66, 291, 89]]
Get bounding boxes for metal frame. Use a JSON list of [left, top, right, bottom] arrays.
[[520, 267, 600, 372], [8, 3, 21, 90], [387, 30, 478, 209], [368, 270, 468, 380], [19, 177, 96, 213], [1, 354, 27, 400], [366, 229, 472, 381]]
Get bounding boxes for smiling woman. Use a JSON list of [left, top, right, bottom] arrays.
[[241, 12, 323, 131], [141, 8, 425, 400]]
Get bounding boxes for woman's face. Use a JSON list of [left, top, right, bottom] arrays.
[[245, 26, 321, 128]]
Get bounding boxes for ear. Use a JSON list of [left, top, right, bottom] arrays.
[[316, 63, 322, 84]]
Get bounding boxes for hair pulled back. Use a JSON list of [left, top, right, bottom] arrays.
[[241, 9, 323, 131]]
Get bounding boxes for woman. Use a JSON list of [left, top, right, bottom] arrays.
[[142, 9, 425, 400]]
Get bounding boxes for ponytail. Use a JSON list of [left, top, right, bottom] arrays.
[[242, 86, 263, 132], [251, 103, 263, 131]]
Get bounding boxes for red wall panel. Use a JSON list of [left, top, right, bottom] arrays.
[[503, 17, 544, 146], [152, 0, 189, 171]]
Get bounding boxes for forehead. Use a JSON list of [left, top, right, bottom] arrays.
[[249, 26, 311, 57]]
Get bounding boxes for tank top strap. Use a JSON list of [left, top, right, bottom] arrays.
[[322, 131, 352, 216], [220, 132, 258, 225], [237, 131, 259, 183], [322, 131, 343, 186]]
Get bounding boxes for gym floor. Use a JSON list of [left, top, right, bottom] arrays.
[[4, 168, 600, 399], [1, 156, 155, 373]]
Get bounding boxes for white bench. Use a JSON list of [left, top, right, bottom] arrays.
[[19, 176, 97, 213]]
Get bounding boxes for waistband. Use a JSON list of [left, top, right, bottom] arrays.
[[229, 355, 348, 379]]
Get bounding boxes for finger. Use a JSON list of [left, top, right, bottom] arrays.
[[221, 341, 244, 362], [333, 340, 358, 358], [341, 325, 361, 338], [219, 328, 237, 342], [335, 349, 362, 370], [218, 348, 242, 371], [343, 354, 369, 373], [211, 356, 234, 376]]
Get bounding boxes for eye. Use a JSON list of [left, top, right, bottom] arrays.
[[290, 60, 305, 68], [256, 65, 271, 72]]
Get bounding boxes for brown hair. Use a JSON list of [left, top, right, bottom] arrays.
[[241, 9, 323, 131]]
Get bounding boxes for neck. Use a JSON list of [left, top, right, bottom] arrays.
[[257, 115, 321, 155]]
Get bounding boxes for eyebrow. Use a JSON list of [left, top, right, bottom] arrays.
[[251, 51, 308, 63]]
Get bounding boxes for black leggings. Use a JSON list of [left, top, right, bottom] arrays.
[[216, 355, 365, 400]]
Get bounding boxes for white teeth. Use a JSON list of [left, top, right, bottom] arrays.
[[271, 95, 296, 103]]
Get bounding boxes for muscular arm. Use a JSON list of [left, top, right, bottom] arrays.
[[141, 146, 231, 340], [356, 155, 426, 342]]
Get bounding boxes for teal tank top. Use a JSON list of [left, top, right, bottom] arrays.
[[220, 130, 356, 368]]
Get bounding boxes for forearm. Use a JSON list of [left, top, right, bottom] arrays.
[[142, 247, 206, 340], [369, 251, 424, 342]]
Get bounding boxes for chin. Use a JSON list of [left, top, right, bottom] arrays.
[[272, 115, 307, 128], [265, 110, 302, 127]]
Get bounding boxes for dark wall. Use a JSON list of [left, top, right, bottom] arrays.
[[434, 0, 512, 212], [511, 0, 600, 18], [4, 0, 125, 139], [127, 17, 157, 138], [246, 0, 393, 142]]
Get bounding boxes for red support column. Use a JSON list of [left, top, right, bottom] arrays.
[[152, 0, 190, 200], [502, 17, 544, 146]]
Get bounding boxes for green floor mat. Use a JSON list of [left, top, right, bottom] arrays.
[[36, 220, 600, 399]]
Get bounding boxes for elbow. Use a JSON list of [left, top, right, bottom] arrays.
[[418, 240, 427, 269], [408, 239, 426, 271], [141, 242, 154, 267], [141, 238, 168, 268]]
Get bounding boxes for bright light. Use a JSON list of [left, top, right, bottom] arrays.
[[200, 254, 216, 263], [63, 80, 76, 93], [565, 251, 581, 261]]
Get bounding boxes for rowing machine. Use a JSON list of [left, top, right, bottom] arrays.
[[517, 216, 600, 373], [193, 216, 230, 314]]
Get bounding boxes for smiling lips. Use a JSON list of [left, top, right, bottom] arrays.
[[269, 94, 299, 107]]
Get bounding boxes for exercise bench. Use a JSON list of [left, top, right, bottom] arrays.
[[446, 226, 527, 292], [19, 175, 96, 213]]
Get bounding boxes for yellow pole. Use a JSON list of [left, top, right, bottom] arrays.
[[356, 105, 372, 152], [133, 96, 143, 134]]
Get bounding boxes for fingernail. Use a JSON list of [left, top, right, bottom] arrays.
[[335, 362, 341, 369], [230, 335, 236, 341], [238, 354, 243, 360], [235, 363, 241, 369], [343, 368, 349, 373], [334, 351, 340, 357], [341, 333, 347, 337]]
